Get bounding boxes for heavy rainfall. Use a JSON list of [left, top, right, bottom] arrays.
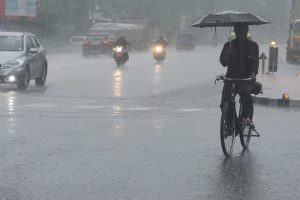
[[0, 0, 299, 199]]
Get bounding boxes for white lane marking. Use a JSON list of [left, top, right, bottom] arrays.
[[49, 64, 80, 71], [75, 105, 107, 110], [73, 106, 205, 113], [178, 108, 204, 112], [49, 59, 113, 71], [125, 107, 158, 111], [74, 106, 158, 111], [19, 104, 57, 108]]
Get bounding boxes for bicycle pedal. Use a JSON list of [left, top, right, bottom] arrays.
[[251, 134, 260, 137]]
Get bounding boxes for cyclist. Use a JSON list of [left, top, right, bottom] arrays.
[[219, 23, 259, 124]]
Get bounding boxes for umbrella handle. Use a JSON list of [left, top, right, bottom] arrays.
[[229, 27, 232, 47]]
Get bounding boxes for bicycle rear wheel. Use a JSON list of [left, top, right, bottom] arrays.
[[239, 102, 252, 150], [240, 123, 252, 149], [220, 102, 236, 157]]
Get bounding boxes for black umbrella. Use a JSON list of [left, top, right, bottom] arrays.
[[191, 10, 270, 28]]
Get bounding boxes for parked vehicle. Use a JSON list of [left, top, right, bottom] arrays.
[[69, 35, 86, 52], [0, 32, 47, 89], [90, 22, 150, 52], [69, 35, 86, 45], [82, 34, 114, 57], [176, 33, 196, 51]]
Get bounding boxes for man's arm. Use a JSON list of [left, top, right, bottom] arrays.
[[220, 43, 233, 67], [251, 42, 259, 75]]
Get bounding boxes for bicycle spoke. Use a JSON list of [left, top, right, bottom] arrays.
[[220, 103, 236, 156], [240, 124, 251, 149]]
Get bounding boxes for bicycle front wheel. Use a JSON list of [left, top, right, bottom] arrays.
[[240, 123, 252, 149], [220, 102, 236, 157]]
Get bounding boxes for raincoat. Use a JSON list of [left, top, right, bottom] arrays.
[[220, 38, 259, 78]]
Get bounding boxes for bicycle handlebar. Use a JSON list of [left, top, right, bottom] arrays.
[[215, 75, 252, 84]]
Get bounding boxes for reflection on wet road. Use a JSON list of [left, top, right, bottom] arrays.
[[214, 152, 258, 200], [153, 64, 161, 94], [0, 48, 299, 199], [113, 68, 123, 97]]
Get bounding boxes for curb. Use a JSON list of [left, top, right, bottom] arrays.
[[253, 96, 300, 108]]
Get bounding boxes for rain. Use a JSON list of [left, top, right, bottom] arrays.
[[0, 0, 299, 199]]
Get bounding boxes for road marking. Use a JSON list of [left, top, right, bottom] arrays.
[[19, 104, 57, 108], [75, 105, 107, 110], [125, 107, 157, 111], [178, 108, 204, 112]]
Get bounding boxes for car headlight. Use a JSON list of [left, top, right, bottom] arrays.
[[2, 59, 24, 69], [8, 76, 16, 82]]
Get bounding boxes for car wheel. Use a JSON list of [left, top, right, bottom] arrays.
[[35, 64, 47, 87], [17, 68, 30, 89]]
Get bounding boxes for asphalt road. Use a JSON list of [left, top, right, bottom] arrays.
[[0, 46, 299, 200]]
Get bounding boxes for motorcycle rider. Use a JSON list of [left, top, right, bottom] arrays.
[[219, 23, 259, 124], [154, 36, 168, 48], [114, 36, 129, 60], [115, 36, 129, 49]]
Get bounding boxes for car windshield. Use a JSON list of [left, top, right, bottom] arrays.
[[0, 36, 23, 51]]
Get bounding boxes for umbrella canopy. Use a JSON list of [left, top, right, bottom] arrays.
[[191, 10, 270, 28]]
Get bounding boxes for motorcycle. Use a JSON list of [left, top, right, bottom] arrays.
[[152, 45, 167, 63], [113, 45, 129, 66]]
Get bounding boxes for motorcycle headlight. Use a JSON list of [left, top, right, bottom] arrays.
[[116, 46, 123, 53], [155, 46, 163, 52], [3, 59, 24, 69]]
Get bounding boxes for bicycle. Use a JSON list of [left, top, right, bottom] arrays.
[[215, 75, 261, 157]]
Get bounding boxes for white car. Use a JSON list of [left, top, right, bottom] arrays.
[[0, 32, 47, 89], [69, 35, 86, 45]]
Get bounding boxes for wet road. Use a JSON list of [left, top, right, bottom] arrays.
[[0, 46, 300, 200]]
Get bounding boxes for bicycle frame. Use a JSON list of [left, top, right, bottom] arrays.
[[216, 75, 260, 156], [227, 81, 244, 137]]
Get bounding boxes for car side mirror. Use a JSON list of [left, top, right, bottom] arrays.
[[30, 48, 38, 54]]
